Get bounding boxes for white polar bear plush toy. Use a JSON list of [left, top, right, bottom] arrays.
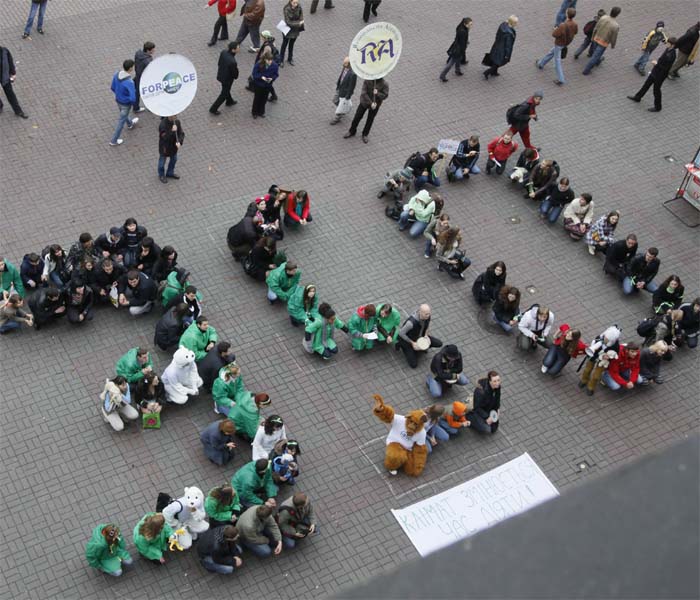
[[162, 486, 210, 549], [162, 346, 203, 405]]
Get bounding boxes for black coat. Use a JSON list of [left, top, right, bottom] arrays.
[[117, 271, 156, 304], [134, 49, 153, 80], [246, 245, 274, 281], [639, 348, 661, 379], [217, 49, 240, 84], [430, 347, 464, 381], [0, 47, 16, 86], [675, 25, 700, 55], [679, 302, 699, 335], [95, 233, 126, 256], [120, 225, 148, 251], [488, 22, 516, 66], [336, 67, 357, 99], [197, 347, 236, 390], [407, 152, 438, 176], [28, 289, 66, 323], [650, 47, 676, 81], [196, 526, 241, 565], [604, 240, 638, 275], [159, 118, 185, 157], [493, 297, 519, 323], [626, 254, 660, 284], [93, 262, 125, 292], [227, 217, 259, 247], [447, 21, 470, 59], [154, 306, 187, 351], [652, 285, 684, 313], [152, 252, 178, 283], [135, 243, 161, 276]]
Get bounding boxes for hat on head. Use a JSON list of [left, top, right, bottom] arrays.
[[533, 90, 544, 99], [109, 226, 121, 236], [400, 167, 414, 179], [444, 344, 460, 359], [254, 393, 271, 407], [656, 21, 664, 28], [261, 30, 274, 39]]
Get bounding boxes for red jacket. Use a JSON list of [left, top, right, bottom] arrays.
[[487, 136, 519, 162], [285, 192, 310, 223], [209, 0, 236, 17], [553, 323, 587, 357], [608, 345, 641, 385]]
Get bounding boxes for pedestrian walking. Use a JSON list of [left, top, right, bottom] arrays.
[[22, 0, 48, 39], [483, 16, 517, 79], [440, 18, 472, 82], [133, 41, 155, 113], [309, 0, 334, 13], [668, 22, 699, 80], [627, 38, 677, 112], [363, 1, 381, 23], [633, 22, 667, 75], [330, 56, 357, 125], [207, 0, 237, 47], [251, 54, 279, 118], [582, 6, 621, 75], [554, 0, 576, 27], [574, 9, 605, 60], [279, 0, 304, 67], [210, 42, 240, 114], [343, 77, 389, 143], [109, 60, 138, 146], [158, 115, 185, 183], [235, 0, 265, 54], [0, 46, 28, 118], [505, 91, 542, 150], [536, 8, 578, 85]]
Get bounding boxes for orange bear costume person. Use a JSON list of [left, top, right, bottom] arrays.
[[372, 394, 428, 477]]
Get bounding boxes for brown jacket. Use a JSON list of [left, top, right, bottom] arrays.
[[241, 0, 265, 26], [359, 78, 389, 108], [592, 15, 619, 48], [553, 19, 578, 47]]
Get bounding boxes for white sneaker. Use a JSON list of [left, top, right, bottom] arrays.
[[541, 365, 548, 373], [109, 139, 124, 146], [213, 402, 220, 415], [389, 469, 398, 476], [587, 245, 596, 256], [127, 117, 139, 129], [424, 253, 431, 259]]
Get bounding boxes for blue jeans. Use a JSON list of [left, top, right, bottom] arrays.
[[0, 321, 21, 334], [398, 212, 429, 237], [602, 369, 643, 391], [158, 154, 178, 177], [634, 51, 652, 71], [111, 104, 133, 144], [426, 373, 469, 398], [439, 56, 463, 79], [267, 288, 278, 303], [449, 158, 480, 180], [415, 173, 441, 190], [425, 423, 450, 454], [242, 531, 276, 558], [622, 278, 658, 295], [438, 418, 460, 436], [583, 43, 606, 74], [491, 312, 514, 333], [24, 1, 47, 35], [538, 45, 566, 83], [542, 346, 571, 375], [201, 555, 237, 574], [539, 198, 563, 223], [574, 37, 592, 59]]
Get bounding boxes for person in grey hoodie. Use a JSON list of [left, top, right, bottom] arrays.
[[133, 42, 155, 112]]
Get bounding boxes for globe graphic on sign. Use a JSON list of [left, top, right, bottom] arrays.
[[162, 72, 183, 94]]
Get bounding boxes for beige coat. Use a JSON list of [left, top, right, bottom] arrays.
[[592, 15, 620, 48]]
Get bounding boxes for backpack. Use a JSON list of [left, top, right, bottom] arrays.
[[505, 104, 518, 124], [385, 201, 403, 221], [583, 19, 596, 36], [155, 493, 183, 520], [636, 316, 661, 338], [403, 151, 421, 169]]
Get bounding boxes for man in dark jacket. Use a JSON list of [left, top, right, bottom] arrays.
[[506, 91, 542, 150], [603, 234, 638, 280], [0, 46, 28, 118], [483, 16, 518, 79], [92, 259, 124, 303], [158, 115, 185, 183], [427, 344, 469, 398], [227, 215, 262, 260], [627, 38, 677, 112], [668, 22, 699, 79], [197, 525, 243, 574], [408, 148, 444, 190], [622, 247, 660, 295], [118, 270, 156, 316], [133, 41, 155, 112], [343, 77, 388, 143], [536, 8, 578, 85], [440, 18, 472, 82], [210, 42, 240, 115], [198, 341, 236, 391], [28, 286, 66, 330], [95, 228, 126, 264], [330, 56, 357, 125]]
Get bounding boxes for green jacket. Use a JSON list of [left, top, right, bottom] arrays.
[[179, 321, 219, 361], [204, 489, 241, 522], [115, 348, 153, 383], [228, 392, 260, 439], [212, 367, 247, 411], [132, 513, 174, 560], [287, 284, 319, 322], [306, 316, 345, 355], [348, 307, 377, 351], [1, 260, 25, 298], [265, 262, 301, 303], [376, 304, 401, 343], [160, 270, 202, 307], [231, 461, 278, 506], [85, 524, 131, 573], [237, 505, 281, 545], [406, 190, 435, 222]]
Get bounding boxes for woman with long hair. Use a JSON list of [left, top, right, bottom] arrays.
[[423, 212, 450, 258], [435, 226, 471, 279], [585, 210, 619, 255], [251, 53, 279, 118], [422, 404, 449, 454], [41, 244, 70, 289], [205, 484, 241, 528], [200, 419, 237, 465], [133, 513, 174, 564], [652, 275, 684, 314], [472, 261, 507, 305], [284, 189, 313, 228], [541, 324, 586, 376], [251, 414, 287, 460], [492, 285, 521, 333], [287, 283, 319, 326]]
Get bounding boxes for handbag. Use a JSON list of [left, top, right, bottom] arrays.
[[560, 46, 568, 59], [335, 97, 352, 116], [481, 53, 493, 66], [109, 285, 119, 307], [143, 412, 161, 429]]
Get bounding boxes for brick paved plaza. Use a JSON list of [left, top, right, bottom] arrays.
[[1, 0, 699, 598]]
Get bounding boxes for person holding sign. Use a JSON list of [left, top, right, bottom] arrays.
[[158, 115, 185, 183], [343, 77, 389, 143]]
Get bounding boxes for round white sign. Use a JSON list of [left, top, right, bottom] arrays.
[[139, 54, 198, 117], [349, 22, 402, 80]]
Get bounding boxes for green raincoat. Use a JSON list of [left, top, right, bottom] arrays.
[[85, 524, 131, 573], [287, 284, 320, 323], [231, 461, 278, 506], [228, 391, 260, 439], [179, 321, 219, 361], [160, 270, 202, 308], [212, 367, 247, 412], [348, 306, 378, 351], [376, 304, 401, 344], [132, 513, 174, 560], [115, 347, 153, 383], [204, 488, 241, 522], [0, 260, 25, 298], [306, 315, 346, 355], [265, 262, 302, 303]]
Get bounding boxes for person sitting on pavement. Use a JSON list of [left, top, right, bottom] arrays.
[[152, 246, 179, 283], [540, 323, 586, 376], [491, 284, 521, 333], [205, 485, 242, 528], [485, 133, 518, 175], [100, 376, 140, 431], [407, 147, 443, 190], [19, 253, 44, 292], [0, 293, 34, 334], [229, 392, 272, 441], [422, 404, 449, 454], [422, 212, 451, 259], [578, 325, 621, 396], [376, 302, 401, 345], [562, 193, 594, 240], [287, 283, 319, 326], [538, 177, 574, 224], [134, 237, 161, 277], [245, 236, 280, 282], [117, 269, 156, 316], [66, 232, 100, 274], [237, 504, 282, 558], [196, 525, 243, 575], [303, 302, 348, 359], [348, 303, 378, 351], [41, 245, 71, 290], [472, 261, 507, 305], [438, 400, 470, 436], [639, 340, 669, 385], [154, 302, 190, 351], [398, 189, 437, 238], [678, 298, 700, 348], [585, 210, 619, 255], [200, 419, 237, 466], [212, 363, 247, 416], [649, 309, 684, 362], [434, 226, 471, 279], [163, 283, 202, 325], [278, 492, 317, 549], [517, 304, 554, 351], [198, 341, 236, 391], [622, 247, 660, 296], [509, 147, 539, 184], [601, 342, 642, 391], [1, 257, 25, 299], [266, 261, 301, 304], [252, 415, 287, 461], [603, 233, 638, 281], [377, 167, 413, 201], [396, 303, 443, 368], [115, 346, 153, 385], [85, 523, 133, 577], [227, 214, 262, 262], [447, 135, 481, 182], [28, 286, 65, 330], [231, 458, 279, 508], [524, 158, 559, 200], [652, 275, 684, 314], [65, 279, 94, 325], [467, 371, 502, 434], [95, 227, 126, 265], [426, 344, 469, 397], [179, 316, 219, 362], [92, 259, 124, 305], [283, 190, 313, 229]]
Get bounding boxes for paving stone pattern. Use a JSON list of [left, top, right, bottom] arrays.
[[1, 1, 699, 598]]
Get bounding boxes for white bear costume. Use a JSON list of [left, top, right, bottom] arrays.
[[162, 486, 210, 549], [161, 346, 203, 405]]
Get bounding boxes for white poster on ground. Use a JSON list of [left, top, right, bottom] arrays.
[[391, 453, 559, 557]]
